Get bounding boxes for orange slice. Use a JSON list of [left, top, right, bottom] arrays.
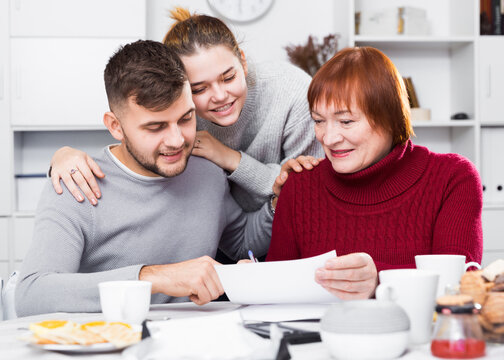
[[32, 320, 68, 329]]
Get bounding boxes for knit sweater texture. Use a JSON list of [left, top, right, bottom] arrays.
[[197, 61, 324, 211], [16, 147, 273, 316], [266, 140, 483, 271]]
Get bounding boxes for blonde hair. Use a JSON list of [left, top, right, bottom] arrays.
[[163, 7, 241, 59]]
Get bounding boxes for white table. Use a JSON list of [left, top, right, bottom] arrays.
[[1, 302, 504, 360]]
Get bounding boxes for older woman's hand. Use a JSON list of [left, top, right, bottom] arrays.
[[315, 253, 378, 300], [272, 155, 323, 196]]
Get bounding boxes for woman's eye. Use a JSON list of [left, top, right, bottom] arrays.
[[223, 74, 236, 82], [192, 88, 205, 95], [312, 118, 324, 124], [341, 120, 354, 125]]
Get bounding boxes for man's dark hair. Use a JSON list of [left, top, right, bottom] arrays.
[[104, 40, 187, 113]]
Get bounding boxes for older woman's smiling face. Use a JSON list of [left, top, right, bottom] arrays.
[[312, 101, 393, 174]]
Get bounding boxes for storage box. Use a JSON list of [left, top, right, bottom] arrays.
[[357, 7, 430, 36], [16, 176, 48, 212]]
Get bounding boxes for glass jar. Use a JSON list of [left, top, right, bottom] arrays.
[[431, 300, 486, 359]]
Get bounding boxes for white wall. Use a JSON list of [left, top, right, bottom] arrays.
[[146, 0, 349, 64]]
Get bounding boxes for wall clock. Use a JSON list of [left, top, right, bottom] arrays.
[[207, 0, 274, 23]]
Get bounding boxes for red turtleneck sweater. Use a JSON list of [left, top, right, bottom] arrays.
[[266, 141, 483, 271]]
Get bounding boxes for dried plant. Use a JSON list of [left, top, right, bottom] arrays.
[[285, 34, 340, 77]]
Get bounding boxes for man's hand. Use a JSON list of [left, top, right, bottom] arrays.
[[273, 156, 323, 196], [191, 130, 241, 173], [139, 256, 224, 305], [315, 253, 378, 300]]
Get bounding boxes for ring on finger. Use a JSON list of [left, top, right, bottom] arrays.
[[70, 168, 79, 175]]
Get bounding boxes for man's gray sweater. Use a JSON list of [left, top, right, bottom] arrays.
[[16, 147, 273, 316]]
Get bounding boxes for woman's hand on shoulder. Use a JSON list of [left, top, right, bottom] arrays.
[[272, 156, 322, 196], [315, 253, 378, 300], [50, 146, 105, 205], [192, 130, 241, 173]]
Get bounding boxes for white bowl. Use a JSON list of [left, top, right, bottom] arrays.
[[321, 330, 409, 359]]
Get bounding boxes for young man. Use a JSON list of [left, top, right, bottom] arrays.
[[15, 40, 273, 316]]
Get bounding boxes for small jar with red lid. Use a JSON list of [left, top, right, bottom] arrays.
[[431, 295, 486, 359]]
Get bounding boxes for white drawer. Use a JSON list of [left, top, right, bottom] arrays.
[[0, 218, 8, 261], [13, 216, 34, 261], [482, 209, 504, 250], [11, 38, 134, 127], [10, 0, 145, 38]]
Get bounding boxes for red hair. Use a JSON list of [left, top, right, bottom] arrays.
[[308, 47, 413, 145]]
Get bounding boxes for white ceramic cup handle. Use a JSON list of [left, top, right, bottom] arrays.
[[465, 261, 481, 270], [375, 283, 398, 301]]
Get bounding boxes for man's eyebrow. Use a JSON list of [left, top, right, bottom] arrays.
[[190, 67, 234, 87], [140, 108, 194, 127]]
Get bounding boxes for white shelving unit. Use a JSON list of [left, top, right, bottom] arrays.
[[352, 0, 479, 168], [0, 0, 502, 281], [0, 0, 146, 280], [351, 0, 504, 265]]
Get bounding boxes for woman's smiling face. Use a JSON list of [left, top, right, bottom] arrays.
[[312, 100, 393, 174], [181, 45, 248, 127]]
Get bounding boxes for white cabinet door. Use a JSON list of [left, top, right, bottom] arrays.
[[11, 38, 136, 127], [479, 37, 504, 122], [13, 217, 34, 261], [0, 218, 8, 261], [482, 209, 504, 251], [10, 0, 145, 38]]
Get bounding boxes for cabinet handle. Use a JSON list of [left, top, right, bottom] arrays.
[[487, 65, 491, 98]]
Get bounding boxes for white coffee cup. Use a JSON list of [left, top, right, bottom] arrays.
[[415, 255, 481, 298], [98, 280, 152, 325], [375, 269, 439, 345]]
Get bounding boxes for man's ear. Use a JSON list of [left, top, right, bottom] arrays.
[[103, 111, 124, 142], [240, 49, 248, 78]]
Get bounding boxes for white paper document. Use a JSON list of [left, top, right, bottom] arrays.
[[215, 251, 339, 304]]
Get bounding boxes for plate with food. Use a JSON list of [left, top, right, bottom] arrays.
[[23, 320, 141, 353]]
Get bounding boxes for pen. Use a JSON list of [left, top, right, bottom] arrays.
[[248, 250, 259, 263]]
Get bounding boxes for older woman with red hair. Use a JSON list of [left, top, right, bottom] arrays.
[[267, 47, 483, 300]]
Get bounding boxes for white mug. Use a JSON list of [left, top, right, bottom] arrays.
[[376, 269, 439, 345], [98, 280, 152, 325], [415, 255, 481, 298]]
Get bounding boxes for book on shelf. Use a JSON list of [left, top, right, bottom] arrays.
[[480, 0, 503, 35], [403, 77, 420, 108]]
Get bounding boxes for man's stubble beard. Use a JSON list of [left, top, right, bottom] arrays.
[[123, 132, 193, 178]]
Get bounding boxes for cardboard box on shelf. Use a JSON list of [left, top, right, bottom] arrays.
[[357, 7, 430, 36]]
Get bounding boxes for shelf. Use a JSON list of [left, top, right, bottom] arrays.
[[13, 211, 36, 218], [12, 124, 107, 132], [412, 120, 475, 128], [481, 122, 504, 127], [483, 204, 504, 211], [354, 36, 475, 50]]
